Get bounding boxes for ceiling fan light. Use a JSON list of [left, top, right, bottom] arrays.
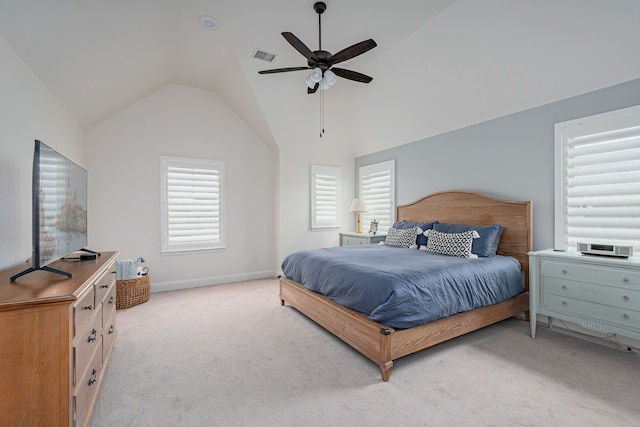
[[324, 69, 337, 86], [309, 67, 322, 83], [305, 75, 317, 89], [319, 78, 331, 91]]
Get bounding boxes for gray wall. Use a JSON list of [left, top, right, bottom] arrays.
[[355, 78, 640, 251]]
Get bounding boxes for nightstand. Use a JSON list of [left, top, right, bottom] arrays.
[[339, 232, 386, 246], [529, 249, 640, 340]]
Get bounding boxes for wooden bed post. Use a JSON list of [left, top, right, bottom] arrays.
[[379, 328, 393, 382]]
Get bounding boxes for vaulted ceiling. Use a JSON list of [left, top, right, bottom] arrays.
[[2, 0, 639, 155]]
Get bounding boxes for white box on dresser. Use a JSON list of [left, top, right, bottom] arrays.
[[529, 249, 640, 341]]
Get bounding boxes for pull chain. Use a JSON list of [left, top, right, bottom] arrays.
[[319, 88, 325, 137]]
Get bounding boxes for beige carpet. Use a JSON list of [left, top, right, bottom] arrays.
[[90, 279, 640, 426]]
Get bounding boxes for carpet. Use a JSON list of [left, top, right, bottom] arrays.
[[90, 279, 640, 426]]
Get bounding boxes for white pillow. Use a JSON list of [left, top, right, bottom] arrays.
[[424, 229, 480, 258]]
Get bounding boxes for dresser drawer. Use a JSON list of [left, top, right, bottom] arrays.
[[103, 283, 117, 328], [73, 305, 103, 386], [94, 260, 116, 303], [103, 310, 117, 364], [543, 276, 640, 311], [543, 293, 640, 331], [73, 286, 97, 338], [342, 236, 368, 245], [74, 343, 103, 427], [541, 260, 640, 289]]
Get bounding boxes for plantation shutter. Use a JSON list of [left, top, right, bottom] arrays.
[[359, 160, 395, 232], [311, 165, 340, 229], [556, 105, 640, 252], [161, 157, 225, 252]]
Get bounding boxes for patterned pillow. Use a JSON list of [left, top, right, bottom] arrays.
[[433, 223, 504, 257], [392, 220, 438, 246], [384, 227, 419, 248], [424, 229, 480, 258]]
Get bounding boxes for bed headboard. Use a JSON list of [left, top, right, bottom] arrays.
[[396, 190, 533, 291]]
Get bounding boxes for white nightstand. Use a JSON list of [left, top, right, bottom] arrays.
[[339, 232, 386, 246], [529, 249, 640, 340]]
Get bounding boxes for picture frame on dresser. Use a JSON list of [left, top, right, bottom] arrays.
[[368, 219, 378, 235]]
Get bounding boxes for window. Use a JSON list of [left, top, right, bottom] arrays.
[[555, 105, 640, 252], [161, 156, 225, 253], [358, 160, 395, 232], [310, 164, 340, 229]]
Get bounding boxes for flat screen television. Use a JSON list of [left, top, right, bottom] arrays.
[[11, 140, 95, 281]]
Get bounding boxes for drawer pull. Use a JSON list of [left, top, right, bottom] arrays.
[[109, 296, 115, 305], [84, 304, 93, 311], [623, 314, 630, 320], [108, 325, 115, 335], [562, 300, 568, 306], [562, 269, 568, 275], [623, 295, 630, 302], [100, 284, 109, 289], [561, 285, 568, 291], [88, 369, 98, 386], [88, 329, 97, 343], [623, 277, 629, 283]]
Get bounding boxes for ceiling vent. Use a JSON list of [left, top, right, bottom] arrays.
[[253, 49, 276, 62]]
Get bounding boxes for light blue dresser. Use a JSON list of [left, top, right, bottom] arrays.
[[339, 232, 386, 246], [529, 249, 640, 340]]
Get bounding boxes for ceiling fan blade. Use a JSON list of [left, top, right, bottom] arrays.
[[307, 82, 319, 94], [331, 67, 373, 83], [328, 39, 377, 66], [282, 32, 318, 63], [258, 67, 310, 74]]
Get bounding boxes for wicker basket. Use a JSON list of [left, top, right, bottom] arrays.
[[116, 273, 150, 309]]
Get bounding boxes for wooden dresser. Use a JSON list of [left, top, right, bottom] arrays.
[[0, 251, 118, 427]]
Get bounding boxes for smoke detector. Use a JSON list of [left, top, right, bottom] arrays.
[[200, 16, 219, 30]]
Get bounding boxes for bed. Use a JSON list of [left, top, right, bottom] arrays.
[[279, 190, 533, 381]]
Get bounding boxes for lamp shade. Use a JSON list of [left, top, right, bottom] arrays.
[[348, 198, 368, 213]]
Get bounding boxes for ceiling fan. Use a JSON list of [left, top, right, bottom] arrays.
[[259, 1, 377, 94]]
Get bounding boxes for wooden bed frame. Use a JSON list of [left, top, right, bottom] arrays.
[[279, 190, 533, 381]]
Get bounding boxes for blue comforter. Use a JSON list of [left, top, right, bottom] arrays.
[[281, 244, 523, 329]]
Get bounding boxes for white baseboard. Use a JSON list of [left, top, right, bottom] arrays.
[[150, 270, 279, 293]]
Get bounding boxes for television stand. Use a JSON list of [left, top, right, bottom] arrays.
[[0, 251, 119, 427], [9, 265, 72, 282]]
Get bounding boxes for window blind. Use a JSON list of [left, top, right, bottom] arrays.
[[311, 165, 340, 229], [556, 105, 640, 252], [161, 157, 225, 252], [359, 160, 395, 232]]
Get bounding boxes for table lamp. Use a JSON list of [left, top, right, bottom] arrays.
[[348, 198, 368, 234]]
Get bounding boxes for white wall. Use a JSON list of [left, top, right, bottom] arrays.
[[278, 148, 355, 263], [85, 84, 276, 290], [0, 35, 85, 271]]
